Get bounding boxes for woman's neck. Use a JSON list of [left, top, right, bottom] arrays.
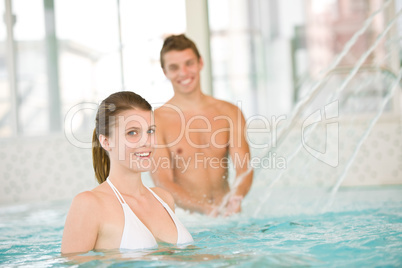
[[107, 166, 146, 196]]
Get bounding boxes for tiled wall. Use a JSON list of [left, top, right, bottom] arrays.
[[0, 135, 97, 204], [251, 116, 402, 191]]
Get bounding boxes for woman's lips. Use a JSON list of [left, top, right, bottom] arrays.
[[134, 151, 151, 158]]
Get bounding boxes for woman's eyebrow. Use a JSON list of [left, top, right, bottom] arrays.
[[126, 127, 141, 131]]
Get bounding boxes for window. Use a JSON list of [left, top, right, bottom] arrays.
[[1, 0, 186, 138]]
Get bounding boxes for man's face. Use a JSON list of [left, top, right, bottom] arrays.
[[162, 48, 203, 95]]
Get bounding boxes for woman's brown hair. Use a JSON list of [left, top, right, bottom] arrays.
[[92, 91, 152, 184]]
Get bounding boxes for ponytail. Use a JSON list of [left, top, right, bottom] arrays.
[[92, 128, 110, 184]]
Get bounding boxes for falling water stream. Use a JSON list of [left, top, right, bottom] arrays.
[[235, 1, 402, 217]]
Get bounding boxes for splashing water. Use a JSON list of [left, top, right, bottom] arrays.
[[224, 0, 402, 218]]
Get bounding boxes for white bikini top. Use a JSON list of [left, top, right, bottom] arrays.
[[106, 179, 194, 250]]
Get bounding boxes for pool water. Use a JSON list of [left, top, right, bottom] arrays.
[[1, 187, 402, 267]]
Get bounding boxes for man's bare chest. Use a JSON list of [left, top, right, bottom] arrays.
[[160, 112, 232, 158]]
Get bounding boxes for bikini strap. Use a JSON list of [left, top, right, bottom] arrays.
[[146, 186, 172, 212], [106, 178, 127, 205]]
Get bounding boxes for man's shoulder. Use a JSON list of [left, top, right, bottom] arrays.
[[154, 103, 183, 133], [154, 102, 179, 117], [208, 97, 240, 114]]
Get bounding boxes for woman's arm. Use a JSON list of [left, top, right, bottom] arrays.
[[61, 191, 101, 255]]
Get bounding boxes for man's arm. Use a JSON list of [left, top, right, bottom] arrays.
[[150, 130, 216, 215], [226, 105, 254, 214]]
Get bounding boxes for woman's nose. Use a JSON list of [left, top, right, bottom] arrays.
[[142, 132, 154, 148], [147, 132, 155, 147]]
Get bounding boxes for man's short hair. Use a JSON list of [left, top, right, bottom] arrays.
[[160, 34, 201, 68]]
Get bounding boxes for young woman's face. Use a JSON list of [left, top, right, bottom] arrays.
[[106, 109, 156, 173]]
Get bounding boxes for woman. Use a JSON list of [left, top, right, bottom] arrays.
[[61, 91, 193, 254]]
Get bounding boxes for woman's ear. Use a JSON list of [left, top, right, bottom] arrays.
[[99, 134, 111, 151]]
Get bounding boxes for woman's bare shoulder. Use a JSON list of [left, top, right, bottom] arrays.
[[70, 183, 108, 211], [69, 191, 101, 214]]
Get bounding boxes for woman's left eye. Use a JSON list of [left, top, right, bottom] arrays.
[[147, 129, 155, 134]]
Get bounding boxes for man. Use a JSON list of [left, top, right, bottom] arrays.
[[151, 34, 253, 216]]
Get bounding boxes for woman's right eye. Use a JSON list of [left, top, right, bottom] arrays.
[[128, 131, 137, 136]]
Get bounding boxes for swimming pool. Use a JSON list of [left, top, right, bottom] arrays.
[[1, 186, 401, 267]]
